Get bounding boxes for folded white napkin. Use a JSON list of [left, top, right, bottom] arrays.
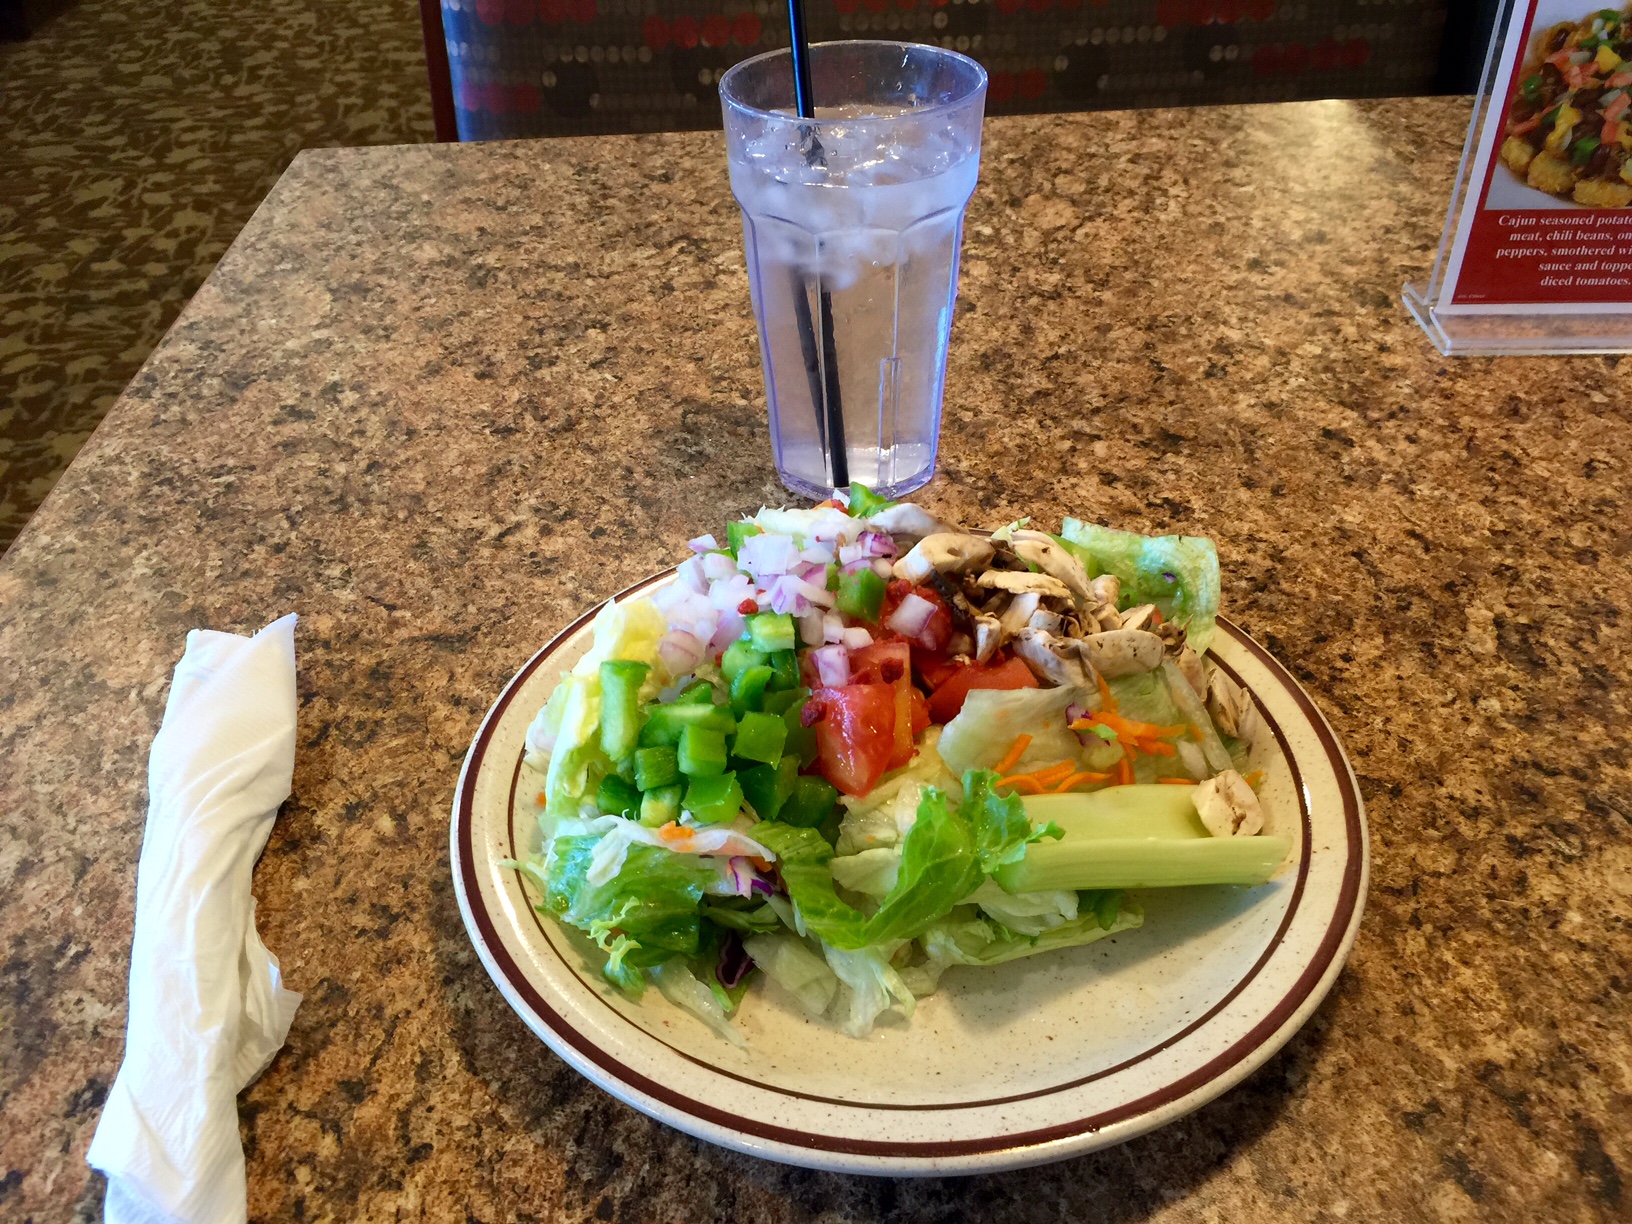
[[87, 614, 303, 1224]]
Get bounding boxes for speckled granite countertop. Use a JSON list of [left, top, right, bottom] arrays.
[[2, 98, 1628, 1222]]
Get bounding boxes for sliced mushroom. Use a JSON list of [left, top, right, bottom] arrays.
[[997, 592, 1041, 637], [1081, 629, 1165, 678], [1118, 603, 1157, 634], [1155, 620, 1188, 654], [1027, 608, 1064, 636], [974, 569, 1074, 600], [1192, 769, 1264, 837], [865, 503, 950, 540], [1089, 574, 1121, 608], [1091, 606, 1122, 632], [1013, 628, 1098, 688], [1009, 530, 1095, 607], [893, 533, 994, 584], [1206, 666, 1261, 746], [923, 567, 977, 631], [973, 615, 1002, 663], [1174, 644, 1207, 697]]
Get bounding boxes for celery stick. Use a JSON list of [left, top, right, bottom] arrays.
[[992, 786, 1291, 893]]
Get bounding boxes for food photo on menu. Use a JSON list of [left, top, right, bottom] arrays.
[[1499, 4, 1632, 206], [3, 0, 1629, 1219]]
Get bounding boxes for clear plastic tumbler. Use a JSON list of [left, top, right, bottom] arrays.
[[719, 41, 987, 500]]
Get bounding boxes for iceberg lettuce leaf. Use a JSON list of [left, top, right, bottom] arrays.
[[543, 836, 714, 996], [1057, 520, 1221, 653]]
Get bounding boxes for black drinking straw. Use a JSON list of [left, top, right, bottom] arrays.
[[785, 0, 849, 490]]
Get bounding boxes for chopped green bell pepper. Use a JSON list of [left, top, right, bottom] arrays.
[[729, 663, 774, 718], [721, 640, 768, 685], [638, 702, 735, 747], [685, 772, 744, 824], [835, 567, 886, 622], [598, 660, 650, 761], [639, 782, 683, 827], [733, 709, 788, 765], [633, 745, 680, 791], [778, 774, 838, 829], [738, 754, 800, 821], [678, 724, 728, 777], [747, 611, 796, 653], [595, 774, 641, 819]]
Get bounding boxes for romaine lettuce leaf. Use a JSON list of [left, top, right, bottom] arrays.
[[1057, 520, 1220, 653], [752, 770, 1056, 951], [543, 836, 714, 996]]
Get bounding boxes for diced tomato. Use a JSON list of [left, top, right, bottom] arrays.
[[917, 593, 954, 651], [908, 685, 930, 738], [849, 641, 913, 767], [848, 640, 909, 686], [911, 646, 960, 691], [878, 582, 954, 650], [878, 579, 914, 628], [925, 656, 1039, 724], [809, 683, 897, 796]]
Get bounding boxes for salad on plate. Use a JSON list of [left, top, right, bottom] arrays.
[[509, 488, 1290, 1041]]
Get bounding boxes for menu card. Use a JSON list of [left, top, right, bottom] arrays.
[[1406, 0, 1632, 349]]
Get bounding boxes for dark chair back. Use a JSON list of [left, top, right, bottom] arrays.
[[417, 0, 1474, 140]]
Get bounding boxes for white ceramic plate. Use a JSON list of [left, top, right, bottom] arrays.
[[451, 571, 1368, 1176]]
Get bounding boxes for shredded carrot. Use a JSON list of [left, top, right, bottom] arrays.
[[1093, 710, 1187, 740], [1094, 670, 1116, 712], [1002, 760, 1075, 789], [1158, 777, 1198, 785], [1049, 771, 1110, 793], [536, 791, 548, 806], [657, 823, 694, 845], [994, 775, 1044, 794], [1244, 770, 1266, 788], [1136, 739, 1177, 758], [1149, 607, 1164, 627], [992, 733, 1033, 776], [1116, 754, 1134, 786]]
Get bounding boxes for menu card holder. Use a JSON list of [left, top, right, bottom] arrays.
[[1405, 0, 1632, 354]]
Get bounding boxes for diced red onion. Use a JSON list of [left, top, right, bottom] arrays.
[[736, 532, 800, 581], [857, 530, 897, 559], [887, 592, 936, 639], [716, 928, 754, 987], [708, 611, 745, 654], [812, 644, 851, 687], [841, 626, 874, 650], [701, 552, 739, 582], [676, 556, 708, 594], [771, 572, 833, 613], [800, 544, 835, 567], [792, 559, 828, 583], [688, 534, 719, 554], [659, 630, 706, 676], [822, 611, 844, 644], [767, 577, 807, 616], [798, 610, 826, 646], [870, 557, 893, 580], [707, 574, 753, 611]]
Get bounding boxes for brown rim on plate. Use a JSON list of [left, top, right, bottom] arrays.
[[453, 573, 1366, 1160]]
